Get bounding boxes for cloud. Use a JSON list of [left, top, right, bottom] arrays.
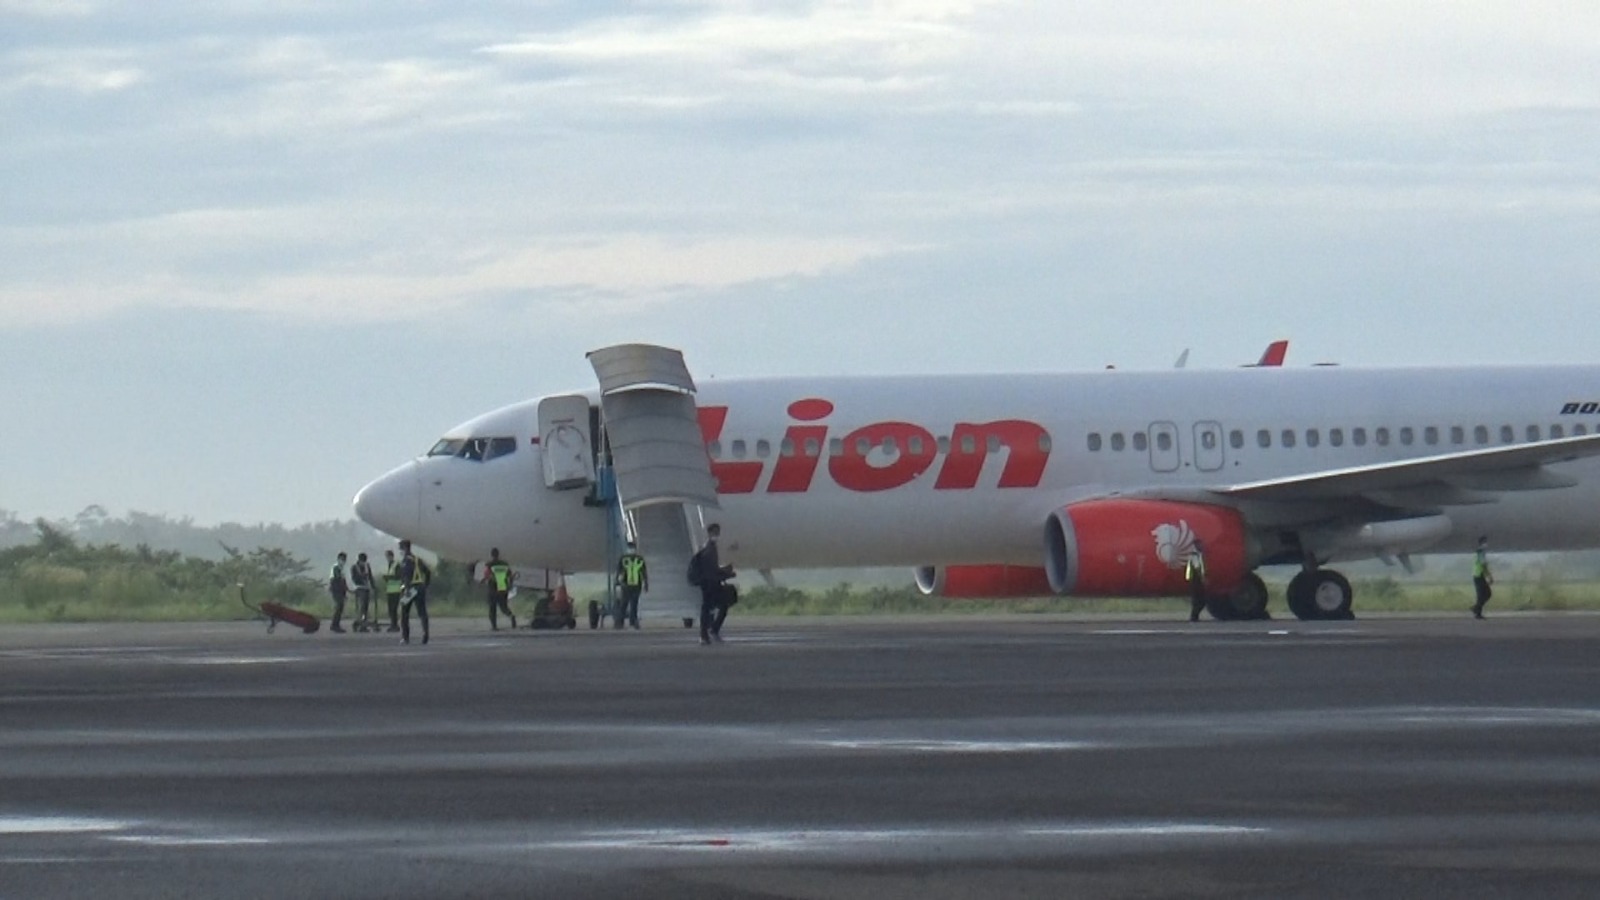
[[0, 210, 912, 326], [1, 49, 144, 94]]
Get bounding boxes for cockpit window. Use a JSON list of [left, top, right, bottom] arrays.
[[430, 436, 518, 462], [428, 438, 467, 457]]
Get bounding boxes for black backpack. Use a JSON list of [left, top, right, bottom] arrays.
[[686, 551, 702, 587]]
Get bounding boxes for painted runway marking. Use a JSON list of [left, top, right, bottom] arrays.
[[545, 821, 1272, 854], [0, 816, 128, 835], [106, 835, 274, 847], [804, 738, 1094, 753]]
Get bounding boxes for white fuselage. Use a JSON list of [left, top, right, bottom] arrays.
[[353, 365, 1600, 574]]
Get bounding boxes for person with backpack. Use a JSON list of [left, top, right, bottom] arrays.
[[327, 552, 349, 633], [688, 523, 736, 645], [397, 540, 432, 645]]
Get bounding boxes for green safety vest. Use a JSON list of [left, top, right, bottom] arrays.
[[488, 561, 512, 591], [619, 554, 646, 587], [1473, 550, 1489, 578], [1185, 553, 1206, 582], [384, 561, 403, 595]]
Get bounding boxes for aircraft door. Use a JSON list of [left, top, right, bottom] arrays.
[[1148, 422, 1181, 473], [537, 395, 596, 490], [1193, 421, 1225, 472]]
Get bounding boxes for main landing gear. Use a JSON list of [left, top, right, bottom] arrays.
[[1286, 568, 1354, 621], [1204, 572, 1271, 621]]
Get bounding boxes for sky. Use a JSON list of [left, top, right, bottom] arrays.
[[3, 1, 1600, 525]]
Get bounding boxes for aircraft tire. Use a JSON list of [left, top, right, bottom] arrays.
[[1207, 573, 1270, 620], [1288, 569, 1353, 620], [1287, 571, 1317, 620]]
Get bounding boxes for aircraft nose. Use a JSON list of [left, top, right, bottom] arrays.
[[353, 462, 421, 538]]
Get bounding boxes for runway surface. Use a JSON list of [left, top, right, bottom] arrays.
[[3, 613, 1600, 898]]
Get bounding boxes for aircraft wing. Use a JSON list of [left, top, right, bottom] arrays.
[[1212, 432, 1600, 506]]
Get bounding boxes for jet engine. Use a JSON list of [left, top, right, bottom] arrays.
[[1045, 499, 1251, 597], [914, 564, 1054, 598]]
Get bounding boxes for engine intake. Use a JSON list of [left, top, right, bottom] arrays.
[[1045, 499, 1250, 597]]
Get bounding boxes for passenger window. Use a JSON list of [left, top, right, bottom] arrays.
[[756, 439, 772, 459], [937, 436, 951, 455], [960, 434, 977, 455], [1423, 427, 1438, 446], [731, 440, 748, 460], [1500, 425, 1514, 444], [1375, 427, 1390, 447], [1353, 428, 1368, 447], [1229, 430, 1244, 450], [882, 437, 898, 456], [909, 436, 925, 455], [780, 438, 796, 457], [804, 437, 821, 458], [1088, 433, 1103, 452], [1330, 428, 1344, 447], [986, 435, 1001, 453], [1257, 429, 1272, 449], [1551, 425, 1565, 439], [1132, 432, 1148, 451], [1156, 431, 1173, 452], [1038, 434, 1052, 453], [1526, 425, 1541, 442], [1576, 424, 1590, 436], [1474, 425, 1489, 444], [708, 440, 723, 459], [829, 438, 844, 457], [1306, 429, 1320, 448], [1281, 429, 1296, 449], [1451, 426, 1464, 445], [855, 437, 871, 456], [1111, 433, 1126, 452], [1399, 427, 1414, 446]]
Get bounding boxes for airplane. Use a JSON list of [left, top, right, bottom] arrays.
[[353, 343, 1600, 622]]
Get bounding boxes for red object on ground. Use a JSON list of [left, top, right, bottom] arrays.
[[259, 601, 321, 634]]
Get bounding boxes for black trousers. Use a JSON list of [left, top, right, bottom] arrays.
[[386, 592, 401, 627], [330, 590, 347, 626], [699, 586, 729, 639], [488, 590, 514, 628], [402, 588, 429, 642], [1473, 577, 1492, 613], [618, 585, 641, 626], [1189, 583, 1207, 621]]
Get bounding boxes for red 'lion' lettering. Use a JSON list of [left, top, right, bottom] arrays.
[[933, 421, 1050, 490], [696, 400, 1050, 495], [828, 422, 938, 492]]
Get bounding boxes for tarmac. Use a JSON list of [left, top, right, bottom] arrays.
[[3, 612, 1600, 899]]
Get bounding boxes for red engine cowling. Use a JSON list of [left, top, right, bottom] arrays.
[[915, 565, 1054, 598], [1045, 499, 1250, 597]]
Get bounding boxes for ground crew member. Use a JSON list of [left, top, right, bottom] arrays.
[[1186, 540, 1207, 623], [690, 524, 735, 644], [383, 549, 403, 632], [350, 552, 376, 632], [398, 540, 431, 645], [1472, 536, 1494, 619], [328, 551, 349, 633], [614, 542, 648, 629], [485, 548, 517, 631]]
